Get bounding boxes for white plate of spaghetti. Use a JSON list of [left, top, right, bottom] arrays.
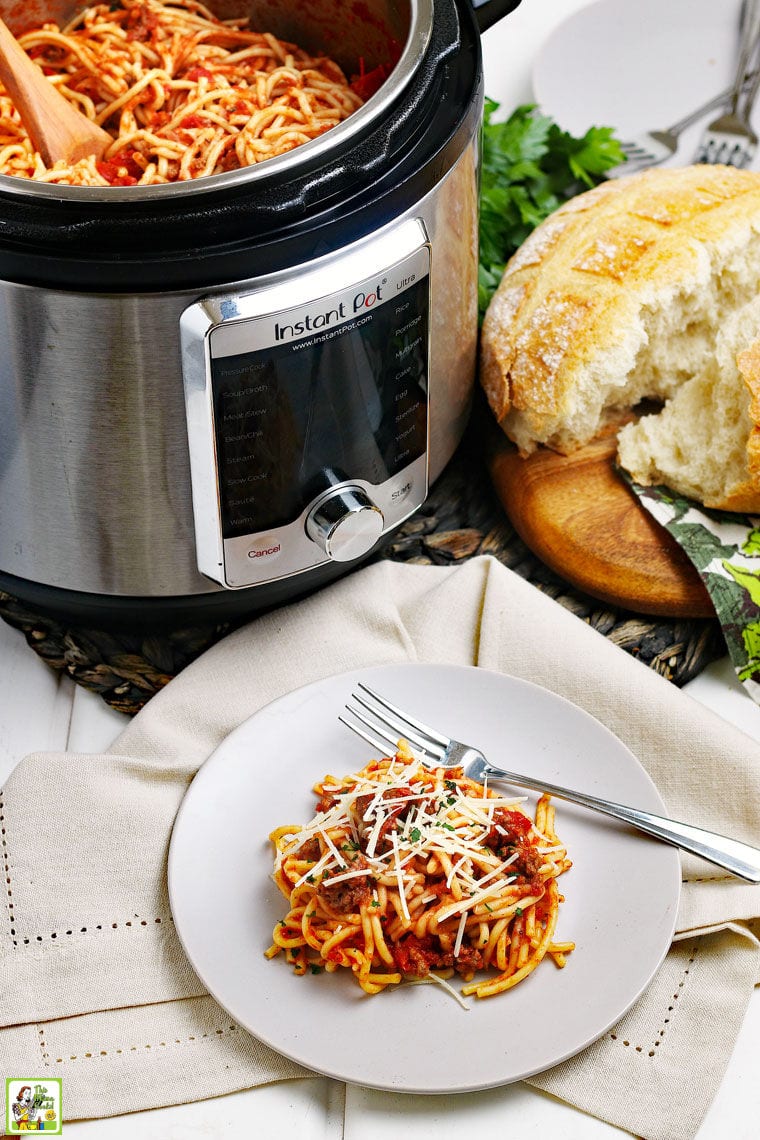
[[168, 662, 681, 1093]]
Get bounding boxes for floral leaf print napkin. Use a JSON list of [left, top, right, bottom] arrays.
[[628, 480, 760, 703]]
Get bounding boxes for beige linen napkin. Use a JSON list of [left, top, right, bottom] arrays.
[[1, 556, 758, 1139]]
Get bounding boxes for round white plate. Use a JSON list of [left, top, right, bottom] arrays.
[[168, 663, 680, 1093], [532, 0, 757, 169]]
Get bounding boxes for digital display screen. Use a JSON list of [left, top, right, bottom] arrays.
[[211, 276, 429, 539]]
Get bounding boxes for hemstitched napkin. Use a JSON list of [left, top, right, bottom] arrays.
[[1, 556, 758, 1139]]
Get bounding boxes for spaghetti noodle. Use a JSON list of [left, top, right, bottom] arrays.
[[267, 743, 574, 1000], [0, 0, 373, 185]]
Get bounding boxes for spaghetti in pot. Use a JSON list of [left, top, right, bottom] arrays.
[[0, 0, 379, 186], [266, 743, 574, 1000]]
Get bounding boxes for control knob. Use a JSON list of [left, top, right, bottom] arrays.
[[306, 486, 384, 562]]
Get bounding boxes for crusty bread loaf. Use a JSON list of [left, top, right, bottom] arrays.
[[479, 164, 760, 511]]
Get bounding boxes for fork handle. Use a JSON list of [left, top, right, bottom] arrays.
[[731, 0, 760, 111], [740, 50, 760, 116], [665, 71, 758, 134], [480, 764, 760, 883]]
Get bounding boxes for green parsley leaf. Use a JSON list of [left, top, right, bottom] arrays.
[[515, 907, 524, 918], [410, 827, 422, 843], [370, 899, 381, 908], [478, 99, 624, 323], [310, 964, 323, 974]]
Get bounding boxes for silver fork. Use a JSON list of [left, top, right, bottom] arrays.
[[695, 0, 760, 166], [340, 681, 760, 883], [606, 72, 759, 177]]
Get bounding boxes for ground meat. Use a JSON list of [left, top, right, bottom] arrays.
[[318, 853, 372, 914], [297, 836, 321, 862], [484, 808, 533, 854], [354, 786, 422, 854], [391, 934, 442, 976], [452, 942, 484, 976], [391, 933, 484, 978], [513, 845, 544, 882], [484, 808, 544, 887], [125, 3, 160, 42], [353, 793, 374, 820]]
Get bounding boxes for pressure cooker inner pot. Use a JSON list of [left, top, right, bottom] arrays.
[[2, 0, 411, 70], [0, 0, 425, 199]]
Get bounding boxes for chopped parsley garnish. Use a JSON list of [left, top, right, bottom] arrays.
[[409, 827, 422, 843], [478, 99, 624, 323], [310, 964, 323, 974], [515, 907, 524, 917]]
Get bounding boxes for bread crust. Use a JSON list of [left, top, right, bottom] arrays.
[[480, 164, 760, 510]]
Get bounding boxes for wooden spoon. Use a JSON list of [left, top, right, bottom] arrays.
[[0, 16, 112, 167]]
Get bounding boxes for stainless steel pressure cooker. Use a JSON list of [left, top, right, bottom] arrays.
[[0, 0, 520, 624]]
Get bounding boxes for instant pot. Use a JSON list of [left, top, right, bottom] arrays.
[[0, 0, 520, 624]]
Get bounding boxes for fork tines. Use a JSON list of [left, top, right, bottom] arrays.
[[340, 682, 447, 761], [695, 131, 756, 167], [338, 706, 396, 756]]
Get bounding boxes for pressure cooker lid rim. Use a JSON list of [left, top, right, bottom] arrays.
[[0, 0, 434, 205]]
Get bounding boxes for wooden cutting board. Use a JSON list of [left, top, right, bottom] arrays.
[[486, 426, 714, 618]]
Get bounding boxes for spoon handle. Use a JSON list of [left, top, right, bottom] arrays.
[[482, 763, 760, 883], [0, 16, 112, 166]]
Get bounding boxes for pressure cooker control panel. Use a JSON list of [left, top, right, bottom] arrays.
[[180, 220, 430, 589]]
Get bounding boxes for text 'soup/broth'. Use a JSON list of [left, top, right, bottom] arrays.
[[267, 742, 574, 1001], [0, 0, 386, 186]]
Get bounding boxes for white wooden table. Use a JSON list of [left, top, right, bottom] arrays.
[[2, 1, 759, 1135]]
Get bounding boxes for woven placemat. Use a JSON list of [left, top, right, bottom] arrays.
[[0, 428, 726, 717]]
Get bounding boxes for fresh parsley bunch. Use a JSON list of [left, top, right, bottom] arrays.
[[478, 99, 625, 322]]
